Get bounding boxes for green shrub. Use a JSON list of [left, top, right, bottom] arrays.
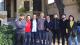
[[0, 25, 15, 45], [18, 7, 26, 14]]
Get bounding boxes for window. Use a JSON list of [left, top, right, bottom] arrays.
[[48, 0, 55, 4], [0, 0, 4, 11], [24, 1, 30, 11], [33, 0, 42, 11]]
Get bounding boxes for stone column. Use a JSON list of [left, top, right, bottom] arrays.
[[44, 0, 48, 15], [30, 0, 33, 16], [11, 0, 14, 18], [41, 0, 45, 12]]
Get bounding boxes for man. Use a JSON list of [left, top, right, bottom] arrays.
[[31, 14, 38, 45], [60, 14, 67, 45], [37, 12, 45, 45], [51, 14, 60, 45], [44, 15, 53, 45], [25, 15, 31, 45], [15, 14, 26, 45]]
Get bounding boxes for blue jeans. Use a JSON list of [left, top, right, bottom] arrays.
[[25, 32, 31, 45], [48, 32, 53, 45], [68, 36, 78, 45], [31, 32, 37, 45], [38, 30, 46, 45], [46, 31, 53, 45]]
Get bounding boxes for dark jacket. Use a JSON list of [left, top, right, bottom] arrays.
[[51, 18, 60, 30], [44, 20, 52, 31], [60, 19, 67, 33], [66, 21, 78, 37]]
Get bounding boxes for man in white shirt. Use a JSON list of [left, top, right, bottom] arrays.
[[31, 14, 37, 45]]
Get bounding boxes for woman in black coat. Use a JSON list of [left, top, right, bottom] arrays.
[[66, 15, 78, 45]]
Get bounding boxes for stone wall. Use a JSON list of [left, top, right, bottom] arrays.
[[0, 11, 7, 25], [48, 0, 80, 21], [48, 3, 59, 15], [63, 0, 80, 21]]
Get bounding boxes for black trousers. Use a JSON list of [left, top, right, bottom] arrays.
[[61, 30, 66, 45], [52, 30, 60, 45], [16, 32, 25, 45], [66, 33, 69, 45]]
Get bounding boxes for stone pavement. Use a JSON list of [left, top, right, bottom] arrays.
[[51, 39, 80, 45]]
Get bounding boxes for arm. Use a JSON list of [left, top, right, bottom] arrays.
[[15, 21, 26, 29], [50, 20, 53, 31], [44, 21, 47, 30]]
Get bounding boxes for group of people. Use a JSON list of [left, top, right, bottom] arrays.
[[15, 12, 79, 45]]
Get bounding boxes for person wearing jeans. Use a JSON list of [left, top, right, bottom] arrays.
[[25, 32, 31, 45], [67, 15, 78, 45], [25, 15, 31, 45], [37, 12, 45, 45], [68, 36, 78, 45], [44, 15, 52, 45], [15, 14, 26, 45], [31, 14, 38, 45]]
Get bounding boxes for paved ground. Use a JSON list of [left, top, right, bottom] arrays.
[[51, 39, 80, 45]]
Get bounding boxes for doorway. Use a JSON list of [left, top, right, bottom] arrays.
[[6, 0, 16, 18], [6, 0, 11, 18]]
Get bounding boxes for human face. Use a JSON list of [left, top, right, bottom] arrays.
[[54, 14, 58, 18], [20, 16, 24, 20], [33, 15, 36, 19], [27, 16, 31, 20], [70, 17, 74, 21], [40, 12, 44, 18], [46, 16, 50, 20], [62, 15, 66, 19]]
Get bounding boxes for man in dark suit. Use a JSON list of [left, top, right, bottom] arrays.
[[51, 14, 60, 45], [44, 15, 52, 45], [60, 14, 67, 45]]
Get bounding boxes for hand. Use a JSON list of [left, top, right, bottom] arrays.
[[66, 28, 68, 33], [47, 28, 51, 32]]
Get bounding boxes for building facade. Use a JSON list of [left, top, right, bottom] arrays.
[[48, 0, 80, 21], [0, 0, 48, 25]]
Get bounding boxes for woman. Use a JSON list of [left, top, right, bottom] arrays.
[[67, 15, 78, 45]]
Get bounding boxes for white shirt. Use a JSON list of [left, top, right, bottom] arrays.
[[32, 19, 37, 32]]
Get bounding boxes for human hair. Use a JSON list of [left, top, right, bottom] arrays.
[[26, 15, 30, 17], [62, 14, 66, 16], [33, 14, 37, 16], [20, 14, 24, 16], [26, 15, 30, 19], [68, 15, 74, 21]]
